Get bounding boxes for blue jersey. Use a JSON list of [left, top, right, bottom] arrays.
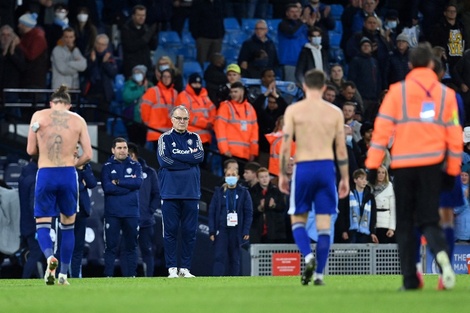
[[34, 167, 78, 217], [157, 128, 204, 200], [289, 160, 337, 215]]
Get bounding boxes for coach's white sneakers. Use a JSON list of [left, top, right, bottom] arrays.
[[436, 251, 456, 290], [44, 256, 58, 285], [179, 268, 195, 278], [168, 267, 179, 278]]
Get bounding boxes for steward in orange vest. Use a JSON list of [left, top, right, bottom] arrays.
[[141, 68, 177, 144], [214, 82, 259, 161], [175, 73, 216, 144], [265, 116, 296, 176]]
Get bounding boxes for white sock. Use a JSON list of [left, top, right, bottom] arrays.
[[314, 272, 324, 281], [305, 253, 314, 264], [416, 262, 422, 273]]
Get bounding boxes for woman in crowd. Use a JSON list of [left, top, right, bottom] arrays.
[[371, 165, 396, 243]]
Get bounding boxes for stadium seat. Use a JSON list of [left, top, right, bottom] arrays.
[[267, 19, 281, 35], [221, 46, 240, 65], [329, 32, 342, 48], [3, 163, 22, 183], [330, 4, 344, 20], [106, 118, 128, 139], [181, 31, 195, 45], [174, 45, 197, 61], [241, 18, 258, 34], [182, 18, 189, 32], [158, 31, 181, 48], [334, 20, 343, 34], [182, 61, 204, 79], [229, 32, 248, 48], [224, 17, 240, 33]]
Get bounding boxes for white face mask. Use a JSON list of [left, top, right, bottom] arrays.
[[386, 21, 397, 29], [225, 176, 238, 186], [311, 36, 322, 46], [346, 135, 353, 146], [133, 73, 144, 83], [56, 12, 67, 20], [159, 64, 170, 71], [77, 13, 89, 23]]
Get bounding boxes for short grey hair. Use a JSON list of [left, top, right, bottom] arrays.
[[170, 105, 189, 118], [95, 33, 109, 44]]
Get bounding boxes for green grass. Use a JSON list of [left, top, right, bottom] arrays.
[[1, 275, 469, 313]]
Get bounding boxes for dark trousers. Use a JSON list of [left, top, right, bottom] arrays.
[[213, 226, 240, 276], [138, 225, 156, 277], [393, 164, 448, 289], [161, 199, 199, 269], [104, 216, 139, 277], [71, 211, 88, 278], [22, 234, 45, 278]]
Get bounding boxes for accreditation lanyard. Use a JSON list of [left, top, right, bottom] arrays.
[[226, 189, 237, 213], [158, 85, 174, 105], [230, 101, 248, 119], [411, 79, 436, 99]]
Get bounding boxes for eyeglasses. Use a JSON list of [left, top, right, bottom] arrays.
[[172, 116, 189, 122]]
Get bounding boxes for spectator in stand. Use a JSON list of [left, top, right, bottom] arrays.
[[204, 52, 227, 106], [265, 115, 296, 177], [68, 0, 100, 30], [338, 168, 378, 244], [155, 56, 183, 92], [453, 47, 470, 120], [71, 6, 98, 56], [242, 49, 269, 79], [121, 5, 157, 79], [238, 19, 279, 74], [428, 2, 468, 77], [189, 0, 225, 66], [83, 34, 117, 115], [247, 68, 277, 104], [343, 101, 362, 143], [243, 161, 261, 188], [72, 144, 97, 278], [16, 12, 49, 88], [141, 68, 178, 151], [0, 25, 25, 104], [347, 37, 381, 122], [454, 165, 470, 242], [336, 81, 364, 117], [323, 84, 337, 105], [171, 0, 193, 35], [123, 65, 154, 147], [175, 73, 216, 146], [340, 0, 362, 51], [44, 3, 70, 58], [249, 167, 287, 243], [101, 137, 143, 277], [381, 9, 400, 45], [252, 76, 288, 156], [350, 0, 379, 34], [214, 81, 259, 162], [301, 0, 336, 54], [18, 156, 44, 278], [277, 3, 308, 82], [128, 142, 160, 277], [50, 27, 87, 90], [209, 168, 253, 276], [295, 26, 329, 85], [328, 65, 364, 110], [357, 121, 373, 166], [216, 63, 242, 106], [384, 33, 410, 88], [371, 165, 396, 244]]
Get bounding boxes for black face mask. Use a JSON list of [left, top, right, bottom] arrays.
[[192, 87, 202, 95]]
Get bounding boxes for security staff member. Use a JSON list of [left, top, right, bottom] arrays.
[[366, 42, 462, 290]]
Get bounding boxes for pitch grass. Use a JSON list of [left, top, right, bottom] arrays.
[[1, 275, 469, 313]]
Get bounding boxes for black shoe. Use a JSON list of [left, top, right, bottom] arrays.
[[301, 258, 316, 286], [313, 279, 325, 286]]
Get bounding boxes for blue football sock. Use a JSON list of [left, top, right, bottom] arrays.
[[292, 222, 312, 258], [36, 222, 53, 259], [443, 226, 455, 261], [316, 231, 331, 274], [59, 223, 75, 275]]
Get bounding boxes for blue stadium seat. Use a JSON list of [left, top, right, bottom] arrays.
[[106, 118, 128, 139], [221, 46, 240, 65], [174, 45, 197, 61], [182, 61, 203, 79], [229, 32, 248, 48], [329, 32, 342, 48], [241, 18, 258, 34], [330, 4, 344, 20], [181, 31, 195, 45], [267, 19, 281, 35], [158, 31, 181, 47], [224, 17, 240, 33], [334, 20, 343, 34], [183, 18, 189, 32]]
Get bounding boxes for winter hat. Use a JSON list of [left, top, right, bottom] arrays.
[[19, 12, 38, 28], [360, 121, 374, 136], [188, 73, 202, 84], [360, 37, 372, 46], [226, 63, 241, 74], [396, 33, 410, 45], [132, 65, 147, 75]]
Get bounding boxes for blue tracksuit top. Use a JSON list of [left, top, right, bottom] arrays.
[[137, 157, 160, 227], [77, 163, 97, 216], [157, 128, 204, 200], [101, 155, 143, 217], [18, 160, 38, 237]]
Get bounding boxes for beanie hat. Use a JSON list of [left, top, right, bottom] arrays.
[[19, 13, 38, 28], [360, 37, 372, 46], [132, 65, 147, 75], [226, 63, 241, 74], [188, 73, 202, 84], [396, 33, 410, 45], [360, 121, 373, 136]]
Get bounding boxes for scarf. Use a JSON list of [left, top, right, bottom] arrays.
[[373, 183, 388, 197], [304, 42, 323, 72]]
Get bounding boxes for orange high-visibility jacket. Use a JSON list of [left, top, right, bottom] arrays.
[[175, 85, 216, 144], [140, 81, 177, 142], [366, 68, 462, 176], [265, 131, 296, 176], [214, 99, 259, 160]]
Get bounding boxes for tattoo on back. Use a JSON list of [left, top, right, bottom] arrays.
[[48, 134, 64, 165], [51, 110, 70, 129]]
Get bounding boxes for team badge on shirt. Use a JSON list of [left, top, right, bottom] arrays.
[[172, 142, 176, 147], [126, 168, 133, 174], [187, 139, 193, 146]]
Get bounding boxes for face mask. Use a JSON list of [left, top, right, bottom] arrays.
[[77, 13, 88, 23], [159, 64, 170, 71], [56, 12, 67, 20], [225, 176, 238, 186], [346, 135, 353, 147], [311, 36, 322, 46], [192, 87, 202, 95], [133, 73, 144, 83], [386, 21, 397, 29]]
